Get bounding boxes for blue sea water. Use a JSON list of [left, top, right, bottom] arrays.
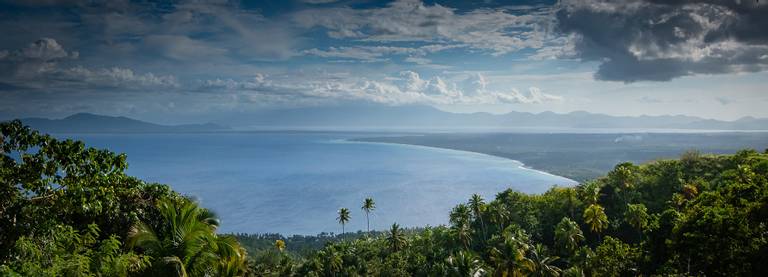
[[63, 132, 576, 235]]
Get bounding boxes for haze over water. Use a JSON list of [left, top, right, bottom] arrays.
[[64, 132, 575, 235]]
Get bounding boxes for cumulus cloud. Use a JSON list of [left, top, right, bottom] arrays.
[[0, 38, 79, 77], [556, 0, 768, 82], [55, 66, 179, 89], [0, 38, 178, 90], [293, 0, 563, 56], [14, 38, 78, 60], [200, 71, 563, 106], [201, 73, 270, 90]]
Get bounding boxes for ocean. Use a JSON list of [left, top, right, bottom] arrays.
[[62, 132, 576, 235]]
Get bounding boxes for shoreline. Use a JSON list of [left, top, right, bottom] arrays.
[[341, 138, 579, 185]]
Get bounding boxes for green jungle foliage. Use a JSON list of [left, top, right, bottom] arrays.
[[2, 120, 767, 276], [0, 120, 246, 276]]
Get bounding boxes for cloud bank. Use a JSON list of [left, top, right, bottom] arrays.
[[556, 0, 768, 82], [0, 38, 178, 90], [200, 71, 563, 106]]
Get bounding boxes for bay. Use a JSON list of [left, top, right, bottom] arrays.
[[63, 132, 576, 235]]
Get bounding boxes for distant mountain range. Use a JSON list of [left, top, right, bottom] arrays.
[[226, 105, 768, 131], [9, 105, 768, 133], [17, 113, 229, 133]]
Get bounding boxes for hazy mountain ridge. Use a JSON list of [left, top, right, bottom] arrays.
[[232, 105, 767, 130], [18, 113, 229, 133], [10, 105, 768, 132]]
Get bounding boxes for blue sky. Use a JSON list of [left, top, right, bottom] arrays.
[[0, 0, 766, 123]]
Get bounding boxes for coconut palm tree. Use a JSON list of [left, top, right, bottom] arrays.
[[337, 208, 351, 235], [489, 235, 528, 277], [488, 202, 510, 231], [609, 163, 636, 189], [565, 188, 577, 219], [561, 266, 585, 277], [446, 250, 483, 277], [319, 248, 342, 277], [522, 244, 561, 277], [361, 197, 375, 234], [214, 236, 249, 277], [387, 223, 407, 252], [580, 181, 602, 205], [554, 217, 584, 254], [128, 199, 246, 277], [469, 194, 487, 240], [451, 223, 473, 250], [583, 204, 608, 238], [624, 203, 648, 240], [449, 204, 472, 228]]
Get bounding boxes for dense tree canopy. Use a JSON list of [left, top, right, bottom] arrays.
[[249, 149, 768, 276], [0, 120, 245, 276]]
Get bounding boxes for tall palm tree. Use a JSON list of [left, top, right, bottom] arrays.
[[522, 244, 561, 277], [624, 203, 648, 240], [554, 217, 584, 254], [449, 204, 472, 228], [451, 223, 473, 250], [565, 188, 577, 219], [489, 234, 528, 277], [610, 163, 636, 189], [469, 194, 487, 240], [361, 197, 375, 234], [583, 204, 608, 238], [488, 202, 510, 231], [387, 223, 407, 252], [580, 181, 602, 205], [446, 251, 483, 277], [128, 199, 246, 277], [337, 208, 351, 235]]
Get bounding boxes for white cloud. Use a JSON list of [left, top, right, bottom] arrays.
[[293, 0, 564, 56], [524, 87, 563, 103], [56, 66, 179, 88], [2, 38, 78, 63], [403, 56, 431, 65], [202, 74, 270, 90], [19, 38, 77, 60], [200, 71, 563, 106]]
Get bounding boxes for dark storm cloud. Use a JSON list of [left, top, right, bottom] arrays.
[[556, 0, 768, 82]]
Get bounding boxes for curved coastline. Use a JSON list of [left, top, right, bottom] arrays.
[[335, 138, 579, 185]]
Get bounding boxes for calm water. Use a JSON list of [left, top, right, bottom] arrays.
[[63, 132, 575, 235]]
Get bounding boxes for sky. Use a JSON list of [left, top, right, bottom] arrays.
[[0, 0, 766, 124]]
